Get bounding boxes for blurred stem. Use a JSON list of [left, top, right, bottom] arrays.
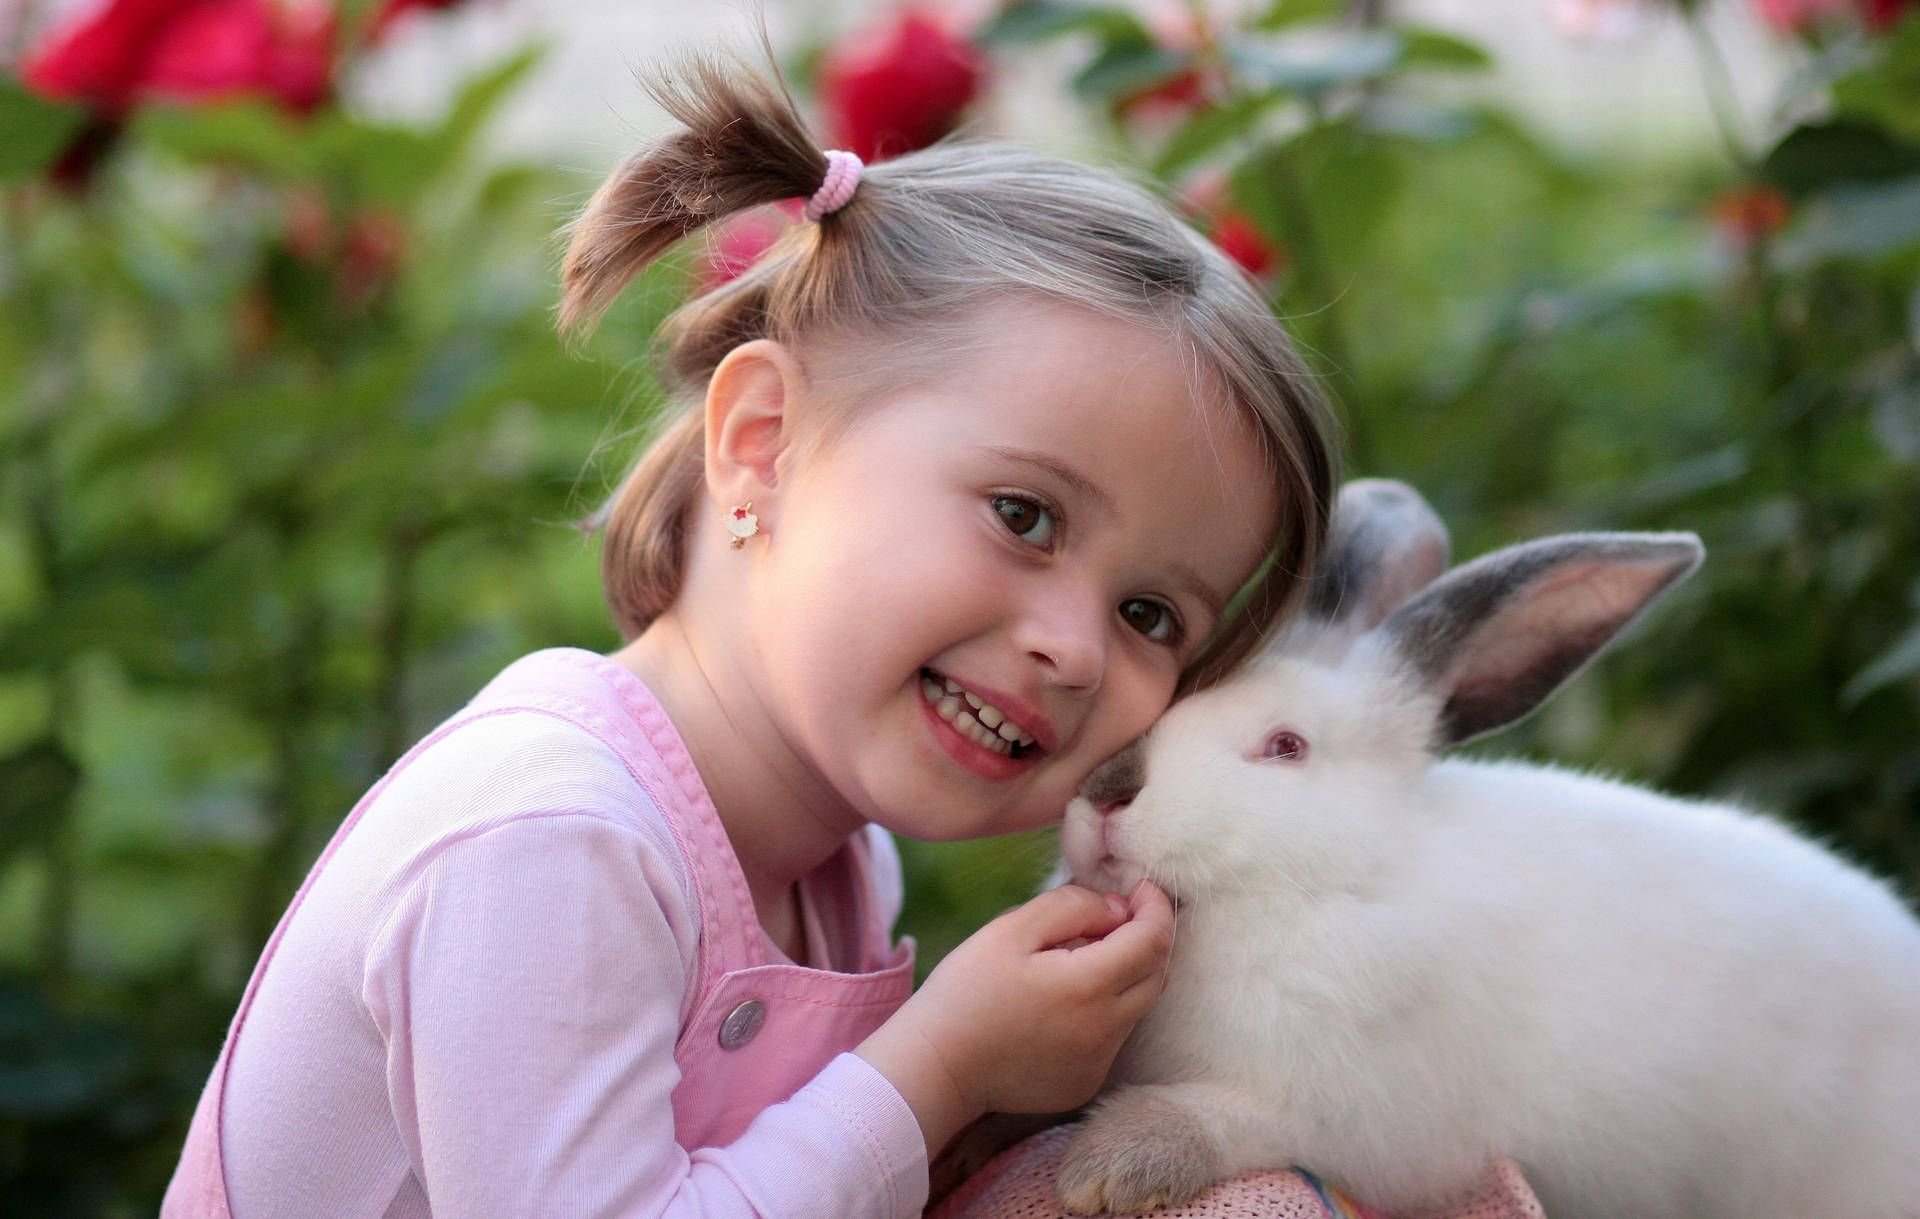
[[248, 596, 322, 952], [1681, 6, 1756, 175], [371, 514, 430, 771], [27, 467, 76, 994], [1266, 146, 1365, 458]]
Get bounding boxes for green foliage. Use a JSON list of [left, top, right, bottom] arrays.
[[0, 81, 85, 183], [2, 2, 1918, 1212], [0, 47, 681, 1211]]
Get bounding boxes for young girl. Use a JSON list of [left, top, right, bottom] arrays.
[[162, 50, 1336, 1219]]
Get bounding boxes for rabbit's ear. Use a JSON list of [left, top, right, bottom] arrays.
[[1379, 532, 1703, 749], [1303, 480, 1452, 633]]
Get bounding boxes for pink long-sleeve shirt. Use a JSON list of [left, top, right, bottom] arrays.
[[162, 647, 927, 1219]]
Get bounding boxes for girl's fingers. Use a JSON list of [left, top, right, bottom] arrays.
[[1072, 884, 1174, 989], [1007, 884, 1128, 950], [1126, 878, 1172, 920], [1079, 923, 1171, 992]]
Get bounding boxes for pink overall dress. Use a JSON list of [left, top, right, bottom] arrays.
[[161, 648, 917, 1216]]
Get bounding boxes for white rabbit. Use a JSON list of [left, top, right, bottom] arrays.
[[1054, 479, 1920, 1219]]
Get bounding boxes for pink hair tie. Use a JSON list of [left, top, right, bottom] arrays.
[[804, 149, 863, 221]]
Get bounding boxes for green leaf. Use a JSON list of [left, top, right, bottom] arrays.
[[1073, 43, 1191, 103], [1778, 173, 1920, 264], [1395, 26, 1493, 73], [1871, 377, 1920, 464], [1761, 120, 1920, 197], [1224, 29, 1403, 100], [0, 77, 88, 183], [1249, 0, 1348, 30], [977, 1, 1153, 48], [1231, 119, 1407, 264], [1356, 96, 1479, 143], [1832, 19, 1920, 144], [1843, 618, 1920, 705], [436, 46, 544, 167], [1152, 91, 1289, 178], [130, 101, 313, 180]]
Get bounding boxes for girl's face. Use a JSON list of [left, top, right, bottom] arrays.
[[747, 302, 1278, 843]]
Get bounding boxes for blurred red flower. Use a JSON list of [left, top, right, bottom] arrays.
[[1750, 0, 1914, 30], [369, 0, 470, 41], [1709, 185, 1792, 245], [1117, 66, 1205, 122], [1859, 0, 1920, 27], [1750, 0, 1850, 29], [1209, 211, 1283, 279], [1114, 5, 1207, 123], [22, 0, 337, 116], [1184, 172, 1286, 283], [820, 8, 984, 162]]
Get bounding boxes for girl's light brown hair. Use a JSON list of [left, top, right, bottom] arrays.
[[560, 48, 1338, 691]]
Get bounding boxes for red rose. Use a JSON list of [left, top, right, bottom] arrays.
[[1860, 0, 1919, 28], [820, 8, 984, 162], [1709, 185, 1792, 245], [1209, 211, 1283, 279], [1183, 172, 1285, 282], [368, 0, 469, 42], [1747, 0, 1914, 29], [22, 0, 335, 116], [1117, 67, 1205, 122]]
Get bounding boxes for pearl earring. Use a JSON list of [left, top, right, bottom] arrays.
[[726, 502, 759, 549]]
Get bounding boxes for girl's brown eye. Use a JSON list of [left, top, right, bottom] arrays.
[[992, 495, 1055, 547], [1262, 731, 1307, 762], [1120, 598, 1177, 643]]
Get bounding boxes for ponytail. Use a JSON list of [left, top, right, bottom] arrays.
[[559, 50, 826, 341]]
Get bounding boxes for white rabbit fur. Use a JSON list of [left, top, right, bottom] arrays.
[[1055, 481, 1920, 1219]]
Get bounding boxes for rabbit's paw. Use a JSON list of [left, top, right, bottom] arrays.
[[1056, 1089, 1223, 1215]]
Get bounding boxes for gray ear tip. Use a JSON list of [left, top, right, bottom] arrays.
[[1638, 531, 1707, 576], [1340, 479, 1437, 516]]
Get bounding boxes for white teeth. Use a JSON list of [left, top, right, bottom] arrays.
[[922, 670, 1031, 756]]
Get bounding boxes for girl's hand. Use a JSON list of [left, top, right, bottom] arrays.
[[856, 879, 1175, 1162]]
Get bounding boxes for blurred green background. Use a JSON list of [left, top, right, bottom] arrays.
[[3, 0, 1918, 1212]]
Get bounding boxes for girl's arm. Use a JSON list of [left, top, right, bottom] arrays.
[[363, 813, 926, 1219]]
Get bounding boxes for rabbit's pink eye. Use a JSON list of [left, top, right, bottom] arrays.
[[1261, 731, 1307, 762]]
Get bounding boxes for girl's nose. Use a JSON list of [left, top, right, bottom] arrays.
[[1017, 589, 1108, 691]]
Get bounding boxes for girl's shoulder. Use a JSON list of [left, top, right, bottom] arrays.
[[346, 647, 704, 913]]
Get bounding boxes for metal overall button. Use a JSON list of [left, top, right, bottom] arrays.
[[718, 999, 766, 1051]]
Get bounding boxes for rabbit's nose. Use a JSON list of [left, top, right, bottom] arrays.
[[1081, 741, 1145, 813]]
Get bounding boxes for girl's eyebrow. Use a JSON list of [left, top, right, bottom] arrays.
[[982, 445, 1227, 618], [983, 446, 1114, 515]]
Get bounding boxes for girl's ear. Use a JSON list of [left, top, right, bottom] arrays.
[[703, 339, 809, 520]]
